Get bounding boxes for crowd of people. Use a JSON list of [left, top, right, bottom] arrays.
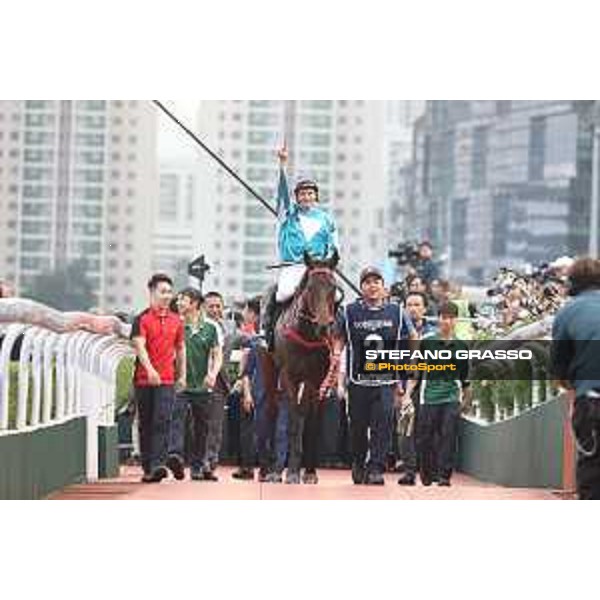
[[127, 250, 479, 488], [477, 256, 573, 334]]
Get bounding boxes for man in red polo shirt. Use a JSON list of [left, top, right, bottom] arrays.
[[131, 273, 186, 483]]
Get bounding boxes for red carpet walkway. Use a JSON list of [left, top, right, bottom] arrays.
[[49, 466, 567, 500]]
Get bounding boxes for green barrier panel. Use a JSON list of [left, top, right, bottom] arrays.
[[458, 397, 568, 489], [0, 417, 87, 500], [98, 425, 119, 479]]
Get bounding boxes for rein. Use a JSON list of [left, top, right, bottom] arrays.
[[282, 325, 331, 350], [281, 267, 335, 350]]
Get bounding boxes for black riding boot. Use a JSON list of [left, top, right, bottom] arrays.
[[267, 303, 283, 352], [261, 288, 277, 352]]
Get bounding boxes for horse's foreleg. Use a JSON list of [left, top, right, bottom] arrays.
[[302, 391, 322, 480], [285, 382, 305, 483]]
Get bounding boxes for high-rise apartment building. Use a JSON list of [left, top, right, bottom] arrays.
[[0, 100, 157, 310]]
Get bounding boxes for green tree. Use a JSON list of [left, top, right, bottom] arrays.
[[28, 258, 96, 311]]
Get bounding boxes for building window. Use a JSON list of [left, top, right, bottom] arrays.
[[78, 100, 106, 111], [25, 100, 53, 110], [471, 126, 488, 190], [301, 114, 332, 128], [451, 198, 468, 261], [248, 130, 273, 144], [248, 112, 278, 127], [75, 133, 104, 147], [528, 117, 546, 181], [243, 242, 270, 255], [496, 101, 511, 116]]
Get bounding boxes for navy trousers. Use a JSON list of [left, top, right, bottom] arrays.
[[348, 383, 394, 475], [135, 385, 185, 474]]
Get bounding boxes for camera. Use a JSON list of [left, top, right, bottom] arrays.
[[389, 281, 407, 303], [388, 242, 420, 268]]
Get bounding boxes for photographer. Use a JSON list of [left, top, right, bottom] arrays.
[[388, 240, 440, 289], [415, 241, 439, 285]]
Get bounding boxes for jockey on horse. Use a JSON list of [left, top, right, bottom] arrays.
[[261, 147, 340, 351]]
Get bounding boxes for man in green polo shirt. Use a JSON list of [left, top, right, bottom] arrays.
[[177, 287, 223, 481], [411, 302, 471, 487]]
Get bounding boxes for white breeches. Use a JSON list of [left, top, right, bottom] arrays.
[[276, 264, 307, 302]]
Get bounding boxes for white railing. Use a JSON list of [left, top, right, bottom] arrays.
[[0, 312, 135, 481]]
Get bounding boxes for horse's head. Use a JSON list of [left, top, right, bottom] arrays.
[[299, 250, 341, 338]]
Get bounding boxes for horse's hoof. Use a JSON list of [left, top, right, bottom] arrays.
[[302, 471, 319, 485], [285, 471, 301, 485]]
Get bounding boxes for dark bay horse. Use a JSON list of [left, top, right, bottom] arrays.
[[260, 251, 341, 484]]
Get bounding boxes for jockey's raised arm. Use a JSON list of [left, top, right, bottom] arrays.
[[275, 165, 292, 219]]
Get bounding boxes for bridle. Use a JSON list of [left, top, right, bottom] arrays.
[[296, 267, 338, 327]]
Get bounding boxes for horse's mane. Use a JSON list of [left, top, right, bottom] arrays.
[[278, 262, 335, 331]]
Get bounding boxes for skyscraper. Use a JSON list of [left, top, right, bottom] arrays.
[[384, 101, 425, 244], [409, 100, 593, 282], [0, 100, 157, 310]]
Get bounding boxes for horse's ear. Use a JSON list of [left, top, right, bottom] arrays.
[[330, 248, 340, 268], [303, 250, 313, 267]]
